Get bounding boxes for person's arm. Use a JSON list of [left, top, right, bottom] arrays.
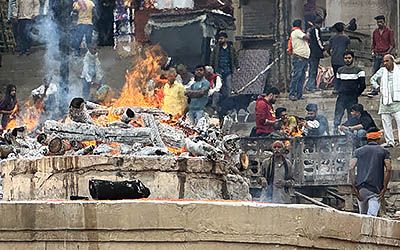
[[370, 68, 383, 89], [318, 116, 329, 135], [315, 28, 324, 51], [349, 157, 360, 199], [387, 29, 395, 54], [357, 70, 366, 95], [379, 157, 392, 200]]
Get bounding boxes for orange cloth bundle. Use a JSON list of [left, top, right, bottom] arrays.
[[366, 131, 383, 140]]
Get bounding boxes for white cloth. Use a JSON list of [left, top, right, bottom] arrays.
[[371, 65, 400, 106], [381, 111, 400, 145], [81, 51, 104, 83], [208, 75, 223, 96]]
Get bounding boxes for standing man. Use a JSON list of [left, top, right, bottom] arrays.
[[210, 32, 239, 100], [72, 0, 96, 56], [350, 128, 391, 216], [255, 87, 280, 137], [288, 19, 310, 101], [185, 65, 210, 126], [260, 140, 294, 204], [371, 15, 395, 75], [333, 51, 366, 133], [327, 22, 351, 91], [370, 54, 400, 148], [162, 68, 187, 118], [305, 17, 325, 92], [81, 45, 104, 100], [14, 0, 40, 55]]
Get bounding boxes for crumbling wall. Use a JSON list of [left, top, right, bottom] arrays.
[[0, 155, 251, 201]]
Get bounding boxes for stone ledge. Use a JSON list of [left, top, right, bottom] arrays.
[[0, 200, 398, 249]]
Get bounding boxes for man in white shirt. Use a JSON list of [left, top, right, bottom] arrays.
[[205, 66, 223, 113]]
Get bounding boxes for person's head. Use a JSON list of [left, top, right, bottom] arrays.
[[366, 127, 383, 143], [264, 87, 280, 104], [217, 32, 228, 45], [350, 103, 364, 118], [5, 84, 17, 98], [333, 22, 345, 33], [275, 107, 287, 120], [204, 65, 214, 78], [292, 19, 302, 28], [313, 16, 324, 27], [194, 65, 206, 79], [272, 140, 285, 155], [383, 54, 395, 71], [374, 15, 386, 29], [343, 51, 355, 66], [305, 103, 318, 119], [176, 64, 188, 76], [166, 67, 177, 84], [70, 97, 85, 109]]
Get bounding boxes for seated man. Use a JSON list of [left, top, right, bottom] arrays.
[[266, 121, 288, 139], [205, 66, 223, 114], [339, 104, 376, 147], [303, 103, 329, 136], [275, 107, 298, 136]]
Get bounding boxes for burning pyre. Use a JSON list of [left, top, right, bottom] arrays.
[[0, 45, 244, 169]]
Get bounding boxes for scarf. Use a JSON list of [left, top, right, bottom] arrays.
[[287, 27, 302, 55], [381, 64, 400, 105]]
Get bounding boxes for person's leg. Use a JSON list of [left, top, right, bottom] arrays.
[[194, 110, 205, 125], [297, 59, 308, 99], [367, 196, 381, 216], [24, 19, 33, 52], [345, 96, 358, 121], [306, 57, 319, 91], [333, 95, 345, 130], [17, 19, 27, 53], [393, 111, 400, 145], [11, 19, 20, 52], [84, 24, 94, 46], [211, 92, 221, 112], [357, 199, 368, 214], [289, 58, 302, 98], [356, 129, 367, 147], [373, 55, 383, 75], [382, 113, 395, 145], [73, 24, 85, 54], [82, 79, 91, 100]]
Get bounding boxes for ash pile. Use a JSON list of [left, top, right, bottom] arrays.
[[0, 97, 244, 168]]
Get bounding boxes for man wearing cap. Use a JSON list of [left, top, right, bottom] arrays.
[[260, 140, 294, 204], [303, 103, 329, 136], [210, 32, 239, 100], [350, 128, 392, 216], [370, 54, 400, 147], [371, 15, 395, 75], [255, 87, 280, 137], [327, 22, 351, 91]]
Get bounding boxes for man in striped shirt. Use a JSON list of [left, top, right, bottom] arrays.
[[333, 51, 366, 134]]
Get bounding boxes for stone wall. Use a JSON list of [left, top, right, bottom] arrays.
[[0, 155, 251, 201], [0, 200, 398, 249]]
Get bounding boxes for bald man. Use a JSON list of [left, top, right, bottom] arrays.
[[371, 54, 400, 147]]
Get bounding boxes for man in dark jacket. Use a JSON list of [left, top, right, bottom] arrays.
[[303, 103, 329, 136], [255, 87, 280, 136], [305, 17, 325, 92], [210, 32, 239, 100], [334, 51, 366, 133]]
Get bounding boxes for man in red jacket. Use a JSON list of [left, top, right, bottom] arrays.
[[255, 87, 280, 136]]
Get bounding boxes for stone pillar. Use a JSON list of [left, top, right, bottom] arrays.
[[232, 0, 242, 49]]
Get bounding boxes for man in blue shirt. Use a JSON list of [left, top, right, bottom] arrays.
[[185, 65, 210, 125]]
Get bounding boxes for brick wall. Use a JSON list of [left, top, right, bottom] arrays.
[[242, 0, 275, 36]]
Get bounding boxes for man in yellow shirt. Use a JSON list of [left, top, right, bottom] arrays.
[[162, 68, 188, 118], [72, 0, 95, 55]]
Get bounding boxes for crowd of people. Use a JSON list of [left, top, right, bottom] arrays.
[[1, 1, 397, 217]]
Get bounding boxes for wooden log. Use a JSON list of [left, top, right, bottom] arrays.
[[44, 120, 154, 145], [157, 123, 185, 148]]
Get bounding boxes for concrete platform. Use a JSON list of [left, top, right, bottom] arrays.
[[0, 200, 398, 249]]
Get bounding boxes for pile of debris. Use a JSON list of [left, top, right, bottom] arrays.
[[0, 98, 245, 170]]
